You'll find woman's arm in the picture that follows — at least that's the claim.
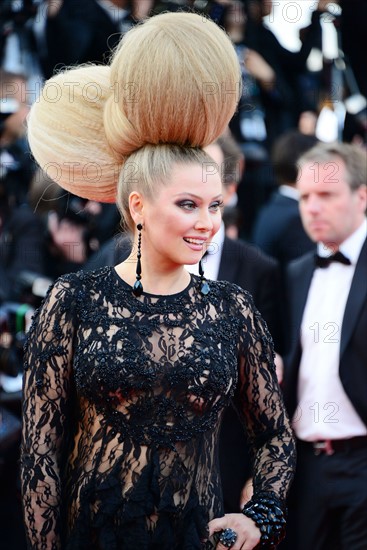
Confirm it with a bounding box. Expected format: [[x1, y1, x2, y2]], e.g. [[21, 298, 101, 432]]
[[21, 276, 77, 549], [209, 290, 296, 549], [235, 295, 296, 499]]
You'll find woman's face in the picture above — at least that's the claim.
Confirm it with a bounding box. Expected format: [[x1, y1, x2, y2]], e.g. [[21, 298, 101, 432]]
[[139, 162, 223, 268]]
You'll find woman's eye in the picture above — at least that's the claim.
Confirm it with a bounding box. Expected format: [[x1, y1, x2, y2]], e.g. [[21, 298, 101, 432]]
[[177, 200, 196, 210], [209, 201, 224, 212], [176, 200, 223, 212]]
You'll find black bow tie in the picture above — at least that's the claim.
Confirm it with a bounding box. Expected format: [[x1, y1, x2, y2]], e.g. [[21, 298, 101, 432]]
[[315, 251, 351, 268]]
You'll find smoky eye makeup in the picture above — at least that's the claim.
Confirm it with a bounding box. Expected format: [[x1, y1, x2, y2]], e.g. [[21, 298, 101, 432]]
[[210, 200, 224, 211], [176, 199, 197, 210], [175, 198, 224, 211]]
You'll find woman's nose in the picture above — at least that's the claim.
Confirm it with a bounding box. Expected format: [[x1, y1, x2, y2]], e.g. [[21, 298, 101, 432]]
[[194, 209, 214, 231]]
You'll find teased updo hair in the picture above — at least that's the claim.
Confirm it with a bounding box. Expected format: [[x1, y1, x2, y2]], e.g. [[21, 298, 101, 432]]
[[27, 11, 241, 203]]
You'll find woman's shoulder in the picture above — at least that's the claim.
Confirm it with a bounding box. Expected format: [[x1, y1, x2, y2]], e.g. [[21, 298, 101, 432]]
[[47, 266, 114, 300], [207, 278, 255, 308], [55, 265, 113, 286]]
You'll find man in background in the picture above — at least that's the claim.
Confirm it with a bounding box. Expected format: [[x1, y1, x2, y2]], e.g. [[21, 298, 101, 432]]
[[283, 141, 367, 549], [252, 130, 317, 269]]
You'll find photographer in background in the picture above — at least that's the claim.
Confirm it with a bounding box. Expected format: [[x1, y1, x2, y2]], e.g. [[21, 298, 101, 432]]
[[0, 70, 32, 204], [44, 194, 101, 279], [0, 69, 45, 305], [1, 0, 42, 95], [35, 0, 135, 79], [0, 163, 99, 550], [0, 71, 31, 550]]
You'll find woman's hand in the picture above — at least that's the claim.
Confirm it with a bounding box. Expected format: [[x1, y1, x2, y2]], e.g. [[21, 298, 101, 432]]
[[208, 513, 261, 549], [240, 478, 254, 508]]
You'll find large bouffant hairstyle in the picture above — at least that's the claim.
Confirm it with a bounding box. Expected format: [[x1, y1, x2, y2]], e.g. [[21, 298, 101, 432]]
[[27, 12, 241, 203]]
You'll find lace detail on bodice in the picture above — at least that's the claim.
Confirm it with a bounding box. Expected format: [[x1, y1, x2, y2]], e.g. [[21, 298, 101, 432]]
[[21, 267, 295, 549]]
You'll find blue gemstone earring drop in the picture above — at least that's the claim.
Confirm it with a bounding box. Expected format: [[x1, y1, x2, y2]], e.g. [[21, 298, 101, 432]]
[[199, 258, 210, 295], [133, 223, 143, 297]]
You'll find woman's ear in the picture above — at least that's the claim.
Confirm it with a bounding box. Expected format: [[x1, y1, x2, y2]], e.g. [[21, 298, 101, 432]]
[[129, 191, 144, 225]]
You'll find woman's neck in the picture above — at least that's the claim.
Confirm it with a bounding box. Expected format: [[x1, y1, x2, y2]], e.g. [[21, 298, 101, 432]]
[[115, 258, 191, 296]]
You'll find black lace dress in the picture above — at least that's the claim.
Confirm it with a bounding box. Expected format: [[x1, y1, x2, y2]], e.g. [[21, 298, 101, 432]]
[[21, 267, 295, 550]]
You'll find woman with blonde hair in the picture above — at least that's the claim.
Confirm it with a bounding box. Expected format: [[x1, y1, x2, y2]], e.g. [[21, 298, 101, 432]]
[[21, 11, 295, 550]]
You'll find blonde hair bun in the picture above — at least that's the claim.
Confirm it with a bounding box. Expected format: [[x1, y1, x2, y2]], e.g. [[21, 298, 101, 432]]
[[28, 12, 241, 202], [27, 65, 119, 202]]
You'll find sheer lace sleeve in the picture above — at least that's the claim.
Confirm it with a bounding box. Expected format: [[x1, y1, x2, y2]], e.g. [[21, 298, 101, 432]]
[[21, 275, 77, 550], [233, 290, 296, 500]]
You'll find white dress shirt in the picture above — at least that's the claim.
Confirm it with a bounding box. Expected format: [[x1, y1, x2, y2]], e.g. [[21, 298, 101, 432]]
[[278, 184, 300, 201], [293, 218, 367, 441]]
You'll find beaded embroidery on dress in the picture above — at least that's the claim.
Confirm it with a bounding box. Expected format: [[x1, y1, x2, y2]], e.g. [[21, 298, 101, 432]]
[[21, 266, 295, 549]]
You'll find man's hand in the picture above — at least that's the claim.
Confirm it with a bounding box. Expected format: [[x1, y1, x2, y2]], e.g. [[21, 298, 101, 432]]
[[46, 0, 63, 18], [244, 49, 276, 91], [317, 0, 339, 12], [48, 211, 87, 264]]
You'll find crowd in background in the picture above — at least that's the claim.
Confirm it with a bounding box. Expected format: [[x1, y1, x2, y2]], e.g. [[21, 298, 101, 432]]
[[0, 1, 366, 549]]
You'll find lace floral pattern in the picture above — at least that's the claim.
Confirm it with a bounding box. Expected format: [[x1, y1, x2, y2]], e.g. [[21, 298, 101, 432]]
[[21, 267, 295, 549]]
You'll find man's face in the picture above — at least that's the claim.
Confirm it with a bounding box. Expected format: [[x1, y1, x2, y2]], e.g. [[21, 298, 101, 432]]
[[3, 103, 29, 141], [297, 157, 367, 248], [1, 77, 29, 142]]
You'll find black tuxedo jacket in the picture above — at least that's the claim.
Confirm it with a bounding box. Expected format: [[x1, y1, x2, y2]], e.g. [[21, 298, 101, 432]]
[[216, 237, 284, 512], [283, 237, 367, 428], [218, 236, 283, 351]]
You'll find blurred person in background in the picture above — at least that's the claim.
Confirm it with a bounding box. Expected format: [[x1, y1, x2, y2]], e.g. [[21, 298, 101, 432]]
[[340, 0, 367, 99], [35, 0, 193, 79], [208, 0, 340, 238], [0, 63, 35, 550], [0, 0, 43, 91], [339, 0, 367, 144], [252, 130, 318, 271], [0, 69, 43, 303], [0, 70, 32, 205], [244, 0, 331, 138], [211, 0, 284, 238], [35, 0, 136, 78], [27, 168, 120, 281], [283, 141, 367, 549]]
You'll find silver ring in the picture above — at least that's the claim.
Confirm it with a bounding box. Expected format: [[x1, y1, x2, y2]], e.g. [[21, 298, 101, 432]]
[[219, 527, 238, 548]]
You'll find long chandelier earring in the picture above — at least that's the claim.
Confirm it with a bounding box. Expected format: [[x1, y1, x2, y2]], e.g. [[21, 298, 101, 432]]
[[133, 223, 143, 297], [199, 258, 210, 296]]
